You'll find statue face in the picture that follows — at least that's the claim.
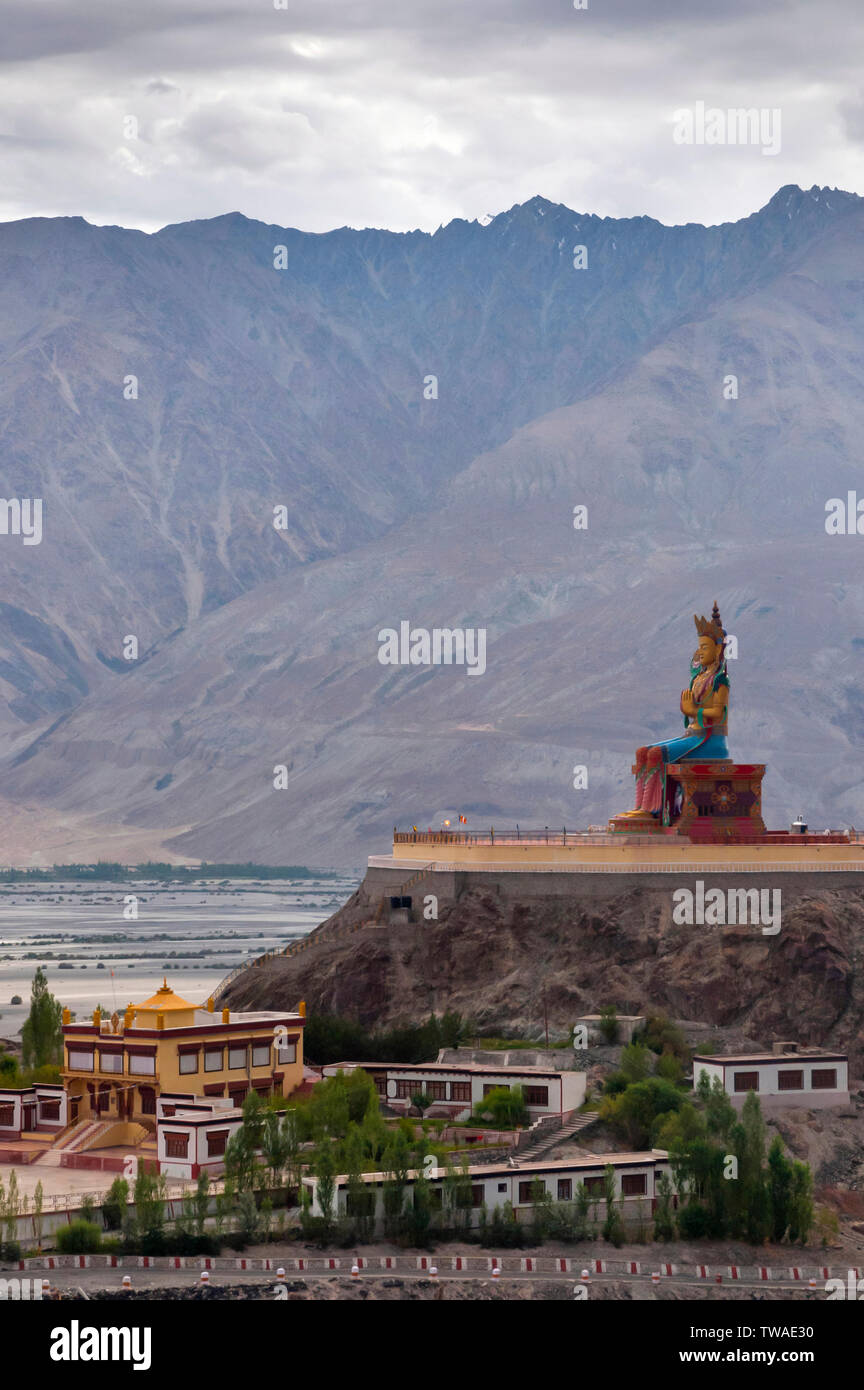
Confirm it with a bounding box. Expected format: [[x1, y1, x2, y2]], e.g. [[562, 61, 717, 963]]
[[697, 635, 718, 666]]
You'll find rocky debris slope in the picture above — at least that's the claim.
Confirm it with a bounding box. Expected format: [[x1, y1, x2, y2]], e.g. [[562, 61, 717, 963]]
[[222, 880, 864, 1067]]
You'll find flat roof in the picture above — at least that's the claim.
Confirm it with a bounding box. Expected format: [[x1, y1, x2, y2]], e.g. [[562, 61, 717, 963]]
[[696, 1052, 846, 1065], [309, 1150, 668, 1186], [327, 1061, 578, 1077]]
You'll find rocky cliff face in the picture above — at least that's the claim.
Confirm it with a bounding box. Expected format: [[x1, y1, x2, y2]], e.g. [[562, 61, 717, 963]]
[[221, 875, 864, 1068], [4, 185, 864, 863]]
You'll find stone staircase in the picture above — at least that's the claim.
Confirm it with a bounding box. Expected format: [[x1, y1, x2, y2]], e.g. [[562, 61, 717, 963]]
[[35, 1118, 114, 1165], [510, 1110, 599, 1167]]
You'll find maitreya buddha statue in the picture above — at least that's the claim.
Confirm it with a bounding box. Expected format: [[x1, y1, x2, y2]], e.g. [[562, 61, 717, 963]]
[[620, 602, 730, 821]]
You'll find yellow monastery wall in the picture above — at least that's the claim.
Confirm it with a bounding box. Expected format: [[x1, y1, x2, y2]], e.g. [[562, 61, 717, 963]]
[[390, 838, 864, 869]]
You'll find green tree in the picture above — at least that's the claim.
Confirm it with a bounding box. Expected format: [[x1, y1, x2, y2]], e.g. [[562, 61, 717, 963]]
[[192, 1170, 210, 1237], [767, 1135, 794, 1243], [619, 1042, 653, 1084], [653, 1171, 676, 1241], [21, 967, 63, 1069], [33, 1179, 44, 1249], [601, 1165, 625, 1246], [344, 1126, 376, 1241], [408, 1151, 433, 1248], [224, 1127, 258, 1193], [442, 1156, 473, 1236], [701, 1075, 738, 1141], [439, 1010, 464, 1048], [131, 1170, 167, 1252], [655, 1052, 684, 1085], [261, 1108, 294, 1188], [788, 1162, 814, 1245], [381, 1131, 410, 1239], [732, 1091, 771, 1244], [102, 1177, 129, 1231], [472, 1085, 529, 1128], [598, 1006, 620, 1043], [314, 1142, 337, 1230], [602, 1078, 682, 1148]]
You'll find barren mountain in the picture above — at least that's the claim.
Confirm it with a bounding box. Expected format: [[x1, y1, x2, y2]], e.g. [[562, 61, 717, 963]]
[[2, 185, 864, 864]]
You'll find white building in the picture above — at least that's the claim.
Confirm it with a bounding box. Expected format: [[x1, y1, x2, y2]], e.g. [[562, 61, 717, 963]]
[[0, 1083, 67, 1141], [304, 1149, 671, 1228], [156, 1094, 245, 1180], [694, 1045, 849, 1110], [321, 1061, 585, 1120]]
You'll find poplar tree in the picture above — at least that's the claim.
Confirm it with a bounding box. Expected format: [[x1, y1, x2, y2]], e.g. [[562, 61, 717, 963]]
[[21, 967, 63, 1069]]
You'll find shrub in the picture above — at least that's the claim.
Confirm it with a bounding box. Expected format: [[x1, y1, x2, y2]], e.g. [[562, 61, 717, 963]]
[[102, 1177, 129, 1231], [56, 1221, 102, 1254], [678, 1202, 711, 1240], [471, 1086, 529, 1129], [0, 1240, 21, 1262], [635, 1014, 690, 1064], [598, 1007, 620, 1044]]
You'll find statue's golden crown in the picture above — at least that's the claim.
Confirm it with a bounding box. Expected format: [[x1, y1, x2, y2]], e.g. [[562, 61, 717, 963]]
[[694, 602, 725, 646]]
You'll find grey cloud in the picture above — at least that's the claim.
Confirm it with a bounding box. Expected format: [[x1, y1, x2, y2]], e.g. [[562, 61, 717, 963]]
[[0, 0, 862, 233]]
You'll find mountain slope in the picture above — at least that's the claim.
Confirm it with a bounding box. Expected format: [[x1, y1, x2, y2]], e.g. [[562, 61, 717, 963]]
[[2, 185, 864, 863]]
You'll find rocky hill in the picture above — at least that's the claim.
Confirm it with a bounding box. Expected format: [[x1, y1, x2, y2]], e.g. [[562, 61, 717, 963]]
[[220, 872, 864, 1068]]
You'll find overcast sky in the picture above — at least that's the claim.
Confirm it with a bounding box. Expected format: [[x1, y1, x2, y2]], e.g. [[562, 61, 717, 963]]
[[2, 0, 863, 234]]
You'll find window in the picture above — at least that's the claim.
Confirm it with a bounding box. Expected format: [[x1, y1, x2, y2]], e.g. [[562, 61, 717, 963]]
[[208, 1129, 229, 1157], [518, 1180, 544, 1204], [165, 1133, 188, 1158], [129, 1054, 155, 1076], [584, 1176, 605, 1196], [0, 1104, 14, 1127], [251, 1044, 270, 1068], [470, 1185, 485, 1208], [733, 1071, 759, 1093], [524, 1086, 549, 1107], [68, 1049, 94, 1071], [483, 1083, 508, 1097], [139, 1087, 156, 1116], [621, 1174, 647, 1197], [228, 1046, 247, 1070], [346, 1189, 377, 1217], [204, 1048, 223, 1073], [39, 1100, 61, 1121], [426, 1081, 446, 1101], [557, 1179, 572, 1201], [778, 1070, 804, 1092], [179, 1053, 199, 1075], [395, 1080, 414, 1100], [374, 1075, 387, 1096], [451, 1082, 471, 1103], [428, 1187, 443, 1211], [98, 1053, 123, 1073], [497, 1182, 507, 1193], [276, 1041, 296, 1064], [811, 1068, 837, 1090]]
